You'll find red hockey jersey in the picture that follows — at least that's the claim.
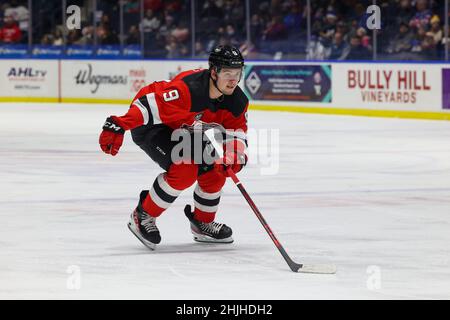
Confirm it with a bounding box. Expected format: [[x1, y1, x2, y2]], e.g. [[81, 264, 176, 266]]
[[116, 69, 249, 144]]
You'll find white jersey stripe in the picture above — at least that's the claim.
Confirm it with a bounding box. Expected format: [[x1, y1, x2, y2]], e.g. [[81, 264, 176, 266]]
[[133, 99, 150, 125], [146, 92, 162, 125]]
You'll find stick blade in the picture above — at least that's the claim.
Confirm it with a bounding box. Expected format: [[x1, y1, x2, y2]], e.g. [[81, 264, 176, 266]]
[[295, 263, 337, 274]]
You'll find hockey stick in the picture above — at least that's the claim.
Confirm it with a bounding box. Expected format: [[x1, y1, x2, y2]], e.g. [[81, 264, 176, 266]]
[[205, 129, 336, 274]]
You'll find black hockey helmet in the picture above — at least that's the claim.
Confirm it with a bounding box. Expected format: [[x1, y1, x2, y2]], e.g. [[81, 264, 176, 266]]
[[208, 45, 244, 71]]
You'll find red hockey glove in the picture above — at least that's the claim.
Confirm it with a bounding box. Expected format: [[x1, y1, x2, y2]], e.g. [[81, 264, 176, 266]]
[[219, 139, 247, 176], [99, 116, 125, 156]]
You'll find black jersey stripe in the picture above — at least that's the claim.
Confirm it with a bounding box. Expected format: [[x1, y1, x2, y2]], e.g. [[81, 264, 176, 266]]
[[138, 96, 154, 125]]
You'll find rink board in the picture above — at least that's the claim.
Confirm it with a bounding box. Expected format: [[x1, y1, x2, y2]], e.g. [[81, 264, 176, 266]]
[[0, 59, 449, 119]]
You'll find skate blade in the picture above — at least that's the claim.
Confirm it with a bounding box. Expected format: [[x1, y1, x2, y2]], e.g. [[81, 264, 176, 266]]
[[127, 222, 156, 250], [192, 232, 234, 244]]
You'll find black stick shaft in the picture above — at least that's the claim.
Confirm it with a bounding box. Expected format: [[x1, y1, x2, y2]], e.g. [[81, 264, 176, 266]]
[[227, 168, 299, 270]]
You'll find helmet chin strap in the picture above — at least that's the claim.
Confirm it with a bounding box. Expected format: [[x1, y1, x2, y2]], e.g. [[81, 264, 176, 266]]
[[210, 69, 226, 101]]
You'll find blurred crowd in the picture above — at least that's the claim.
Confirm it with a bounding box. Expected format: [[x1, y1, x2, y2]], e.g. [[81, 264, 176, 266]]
[[0, 0, 449, 60], [307, 0, 449, 60]]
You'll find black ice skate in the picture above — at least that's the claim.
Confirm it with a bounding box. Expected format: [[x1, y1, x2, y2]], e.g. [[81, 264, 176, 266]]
[[128, 190, 161, 250], [184, 205, 233, 243]]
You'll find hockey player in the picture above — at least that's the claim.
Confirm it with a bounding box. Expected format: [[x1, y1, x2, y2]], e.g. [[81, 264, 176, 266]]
[[99, 45, 248, 249]]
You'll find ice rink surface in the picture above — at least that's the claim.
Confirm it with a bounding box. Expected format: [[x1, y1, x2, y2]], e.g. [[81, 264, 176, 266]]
[[1, 103, 450, 299]]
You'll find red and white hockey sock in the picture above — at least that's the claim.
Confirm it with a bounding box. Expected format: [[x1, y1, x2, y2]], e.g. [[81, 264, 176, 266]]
[[142, 173, 183, 217], [193, 185, 222, 223]]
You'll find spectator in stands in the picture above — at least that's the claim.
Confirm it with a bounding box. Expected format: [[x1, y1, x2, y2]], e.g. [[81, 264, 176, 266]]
[[145, 32, 167, 58], [223, 24, 242, 48], [411, 25, 427, 53], [165, 35, 182, 58], [250, 13, 264, 44], [409, 0, 432, 30], [97, 13, 119, 45], [335, 20, 349, 42], [72, 26, 93, 46], [420, 32, 438, 59], [262, 15, 287, 41], [141, 9, 161, 34], [394, 0, 415, 28], [100, 13, 112, 30], [4, 0, 28, 43], [385, 21, 414, 54], [194, 40, 208, 58], [426, 15, 443, 47], [158, 14, 176, 39], [346, 18, 359, 40], [328, 31, 350, 60], [283, 2, 303, 33], [40, 33, 53, 45], [319, 11, 338, 43], [66, 29, 81, 45], [255, 1, 272, 28], [0, 14, 22, 44], [311, 5, 325, 34], [179, 44, 189, 57], [171, 21, 190, 43], [223, 0, 245, 31], [97, 2, 120, 33], [52, 29, 63, 46], [163, 0, 183, 22], [346, 35, 371, 60], [97, 25, 119, 45], [415, 14, 442, 60], [356, 27, 371, 49], [126, 25, 140, 45]]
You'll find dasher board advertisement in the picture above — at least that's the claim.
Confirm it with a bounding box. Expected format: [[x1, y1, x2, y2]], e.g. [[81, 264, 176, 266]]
[[333, 63, 442, 111], [60, 60, 208, 101], [244, 64, 332, 103], [0, 59, 58, 99]]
